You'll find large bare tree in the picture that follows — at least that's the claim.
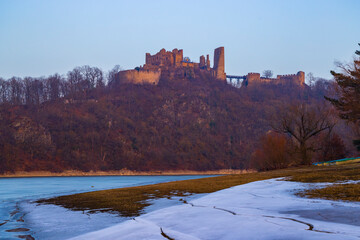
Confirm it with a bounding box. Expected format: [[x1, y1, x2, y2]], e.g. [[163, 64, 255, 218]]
[[273, 103, 335, 165]]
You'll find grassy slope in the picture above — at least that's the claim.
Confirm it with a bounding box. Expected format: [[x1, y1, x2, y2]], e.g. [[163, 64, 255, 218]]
[[38, 163, 360, 217]]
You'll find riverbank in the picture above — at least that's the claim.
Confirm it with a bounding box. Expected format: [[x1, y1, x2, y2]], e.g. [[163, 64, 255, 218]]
[[39, 163, 360, 218], [0, 169, 250, 178], [0, 175, 215, 240], [69, 179, 360, 240]]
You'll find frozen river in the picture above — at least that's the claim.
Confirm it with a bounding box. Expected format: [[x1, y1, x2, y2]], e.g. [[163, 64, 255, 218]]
[[0, 175, 215, 239], [71, 178, 360, 240]]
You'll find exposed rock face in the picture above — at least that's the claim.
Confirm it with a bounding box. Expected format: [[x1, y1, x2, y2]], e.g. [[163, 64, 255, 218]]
[[10, 117, 52, 146]]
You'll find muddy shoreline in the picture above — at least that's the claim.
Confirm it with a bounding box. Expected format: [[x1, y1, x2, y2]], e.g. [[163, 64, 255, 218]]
[[0, 169, 251, 178]]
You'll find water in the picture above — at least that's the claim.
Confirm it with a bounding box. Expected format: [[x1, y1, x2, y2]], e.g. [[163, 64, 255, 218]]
[[0, 175, 215, 239]]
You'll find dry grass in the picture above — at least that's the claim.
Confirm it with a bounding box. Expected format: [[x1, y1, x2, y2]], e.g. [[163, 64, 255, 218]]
[[37, 163, 360, 217], [299, 183, 360, 202], [290, 163, 360, 183]]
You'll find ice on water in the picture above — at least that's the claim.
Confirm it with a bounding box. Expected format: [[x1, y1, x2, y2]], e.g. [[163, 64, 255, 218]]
[[0, 175, 213, 239], [70, 178, 360, 240]]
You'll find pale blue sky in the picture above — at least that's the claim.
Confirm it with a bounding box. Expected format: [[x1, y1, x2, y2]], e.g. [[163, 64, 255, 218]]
[[0, 0, 359, 80]]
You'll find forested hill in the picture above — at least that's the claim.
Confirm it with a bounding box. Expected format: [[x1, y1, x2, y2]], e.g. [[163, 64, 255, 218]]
[[0, 70, 326, 173]]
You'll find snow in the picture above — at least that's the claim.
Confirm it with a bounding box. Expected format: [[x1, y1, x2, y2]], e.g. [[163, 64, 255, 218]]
[[0, 175, 213, 239], [20, 202, 124, 240], [68, 178, 360, 240]]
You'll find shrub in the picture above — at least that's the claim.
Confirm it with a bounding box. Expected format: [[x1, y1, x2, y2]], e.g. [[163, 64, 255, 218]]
[[250, 132, 291, 171]]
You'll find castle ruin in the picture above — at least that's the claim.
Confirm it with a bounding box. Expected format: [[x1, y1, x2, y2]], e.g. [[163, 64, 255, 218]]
[[244, 71, 305, 86], [116, 47, 226, 85], [115, 47, 305, 87]]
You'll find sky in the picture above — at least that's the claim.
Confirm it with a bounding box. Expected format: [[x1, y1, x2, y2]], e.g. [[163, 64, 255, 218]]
[[0, 0, 359, 81]]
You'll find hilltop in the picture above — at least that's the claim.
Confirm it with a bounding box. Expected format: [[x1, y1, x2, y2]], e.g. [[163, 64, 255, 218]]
[[0, 68, 328, 174], [1, 47, 350, 174]]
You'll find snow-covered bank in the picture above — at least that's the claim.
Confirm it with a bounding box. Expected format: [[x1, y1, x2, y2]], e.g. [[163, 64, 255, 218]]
[[1, 175, 215, 240], [69, 178, 360, 240]]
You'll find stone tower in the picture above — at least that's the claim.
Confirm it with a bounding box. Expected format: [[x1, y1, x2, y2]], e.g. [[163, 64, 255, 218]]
[[206, 54, 210, 70], [199, 55, 205, 68], [213, 47, 226, 80], [297, 71, 305, 85]]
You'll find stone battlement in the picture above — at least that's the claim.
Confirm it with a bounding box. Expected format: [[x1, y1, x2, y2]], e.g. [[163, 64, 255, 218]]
[[278, 74, 297, 77], [245, 71, 305, 86]]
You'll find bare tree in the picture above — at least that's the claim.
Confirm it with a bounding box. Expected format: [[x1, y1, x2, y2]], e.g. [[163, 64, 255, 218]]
[[9, 77, 24, 105], [23, 77, 34, 105], [0, 77, 9, 103], [81, 66, 104, 89], [46, 74, 62, 101], [93, 67, 104, 88], [262, 70, 273, 78], [273, 103, 336, 165], [67, 67, 84, 99], [32, 78, 44, 104], [306, 72, 315, 87], [107, 65, 122, 86]]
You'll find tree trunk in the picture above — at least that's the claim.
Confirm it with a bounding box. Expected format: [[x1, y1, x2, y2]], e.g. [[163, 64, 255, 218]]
[[300, 142, 310, 165]]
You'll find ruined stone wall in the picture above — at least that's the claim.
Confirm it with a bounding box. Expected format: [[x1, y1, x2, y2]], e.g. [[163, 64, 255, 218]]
[[181, 62, 198, 68], [258, 78, 274, 83], [116, 69, 161, 85], [172, 49, 183, 67], [246, 73, 261, 82], [213, 47, 226, 80], [116, 47, 227, 85], [277, 71, 305, 85], [246, 71, 305, 86], [145, 48, 183, 67], [146, 49, 174, 66], [117, 46, 305, 88]]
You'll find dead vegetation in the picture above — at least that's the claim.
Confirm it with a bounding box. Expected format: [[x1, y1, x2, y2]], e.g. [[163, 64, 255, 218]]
[[299, 183, 360, 202]]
